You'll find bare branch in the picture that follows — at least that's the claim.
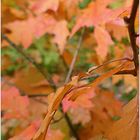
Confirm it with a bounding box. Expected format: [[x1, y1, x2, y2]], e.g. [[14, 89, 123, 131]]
[[2, 34, 56, 89], [65, 28, 85, 83], [124, 0, 139, 73], [59, 28, 85, 140]]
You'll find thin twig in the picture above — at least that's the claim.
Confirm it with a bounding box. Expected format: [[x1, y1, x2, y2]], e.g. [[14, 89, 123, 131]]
[[65, 28, 85, 84], [2, 33, 81, 140], [124, 0, 139, 73], [2, 34, 56, 89], [60, 28, 85, 140], [28, 94, 51, 97]]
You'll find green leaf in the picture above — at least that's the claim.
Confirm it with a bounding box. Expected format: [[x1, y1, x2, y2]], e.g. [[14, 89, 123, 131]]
[[78, 0, 92, 9], [121, 89, 137, 102], [112, 116, 121, 121]]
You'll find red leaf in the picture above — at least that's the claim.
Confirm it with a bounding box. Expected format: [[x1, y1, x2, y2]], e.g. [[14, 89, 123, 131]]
[[2, 87, 29, 119], [62, 87, 95, 112]]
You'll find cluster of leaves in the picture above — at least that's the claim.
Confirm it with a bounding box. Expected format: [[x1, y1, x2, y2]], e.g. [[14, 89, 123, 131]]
[[2, 0, 138, 140]]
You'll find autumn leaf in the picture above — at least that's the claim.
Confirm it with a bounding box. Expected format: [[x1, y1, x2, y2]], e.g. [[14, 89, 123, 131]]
[[70, 107, 92, 125], [2, 87, 29, 119], [94, 26, 114, 59], [62, 87, 95, 112], [9, 121, 40, 140], [45, 129, 64, 140], [79, 89, 122, 140], [4, 14, 56, 48], [32, 60, 132, 140], [106, 95, 138, 140], [106, 20, 128, 41], [4, 14, 69, 53], [1, 0, 138, 140], [49, 20, 70, 54], [14, 66, 53, 95], [9, 121, 64, 140], [30, 0, 59, 15], [70, 0, 128, 36]]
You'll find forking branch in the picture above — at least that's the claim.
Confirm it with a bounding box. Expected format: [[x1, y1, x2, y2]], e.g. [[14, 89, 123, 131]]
[[124, 0, 139, 74]]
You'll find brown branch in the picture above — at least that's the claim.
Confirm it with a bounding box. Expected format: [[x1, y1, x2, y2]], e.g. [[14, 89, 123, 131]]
[[115, 69, 137, 76], [65, 28, 85, 84], [59, 28, 85, 140], [124, 0, 139, 73], [2, 34, 56, 89], [2, 34, 81, 140]]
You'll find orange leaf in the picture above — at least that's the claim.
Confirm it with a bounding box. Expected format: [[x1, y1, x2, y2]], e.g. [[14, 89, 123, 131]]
[[9, 121, 40, 140], [50, 20, 69, 54], [30, 0, 59, 15], [62, 87, 95, 112], [94, 26, 113, 59], [4, 14, 56, 48], [2, 87, 29, 119], [79, 89, 122, 140], [4, 14, 69, 53], [32, 60, 133, 140], [106, 95, 138, 140]]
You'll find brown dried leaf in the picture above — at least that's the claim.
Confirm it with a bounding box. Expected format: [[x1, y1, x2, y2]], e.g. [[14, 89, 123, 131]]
[[32, 60, 133, 140]]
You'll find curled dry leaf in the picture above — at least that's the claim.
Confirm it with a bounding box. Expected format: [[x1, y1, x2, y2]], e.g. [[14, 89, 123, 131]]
[[32, 76, 79, 140], [32, 60, 133, 140]]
